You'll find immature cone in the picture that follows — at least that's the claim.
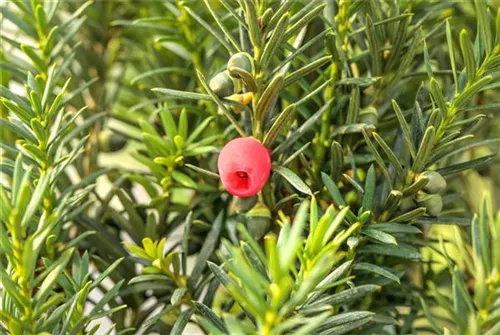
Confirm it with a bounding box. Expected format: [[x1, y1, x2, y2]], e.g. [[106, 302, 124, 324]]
[[400, 197, 416, 211], [209, 70, 235, 97], [217, 137, 271, 197], [418, 171, 447, 194], [416, 191, 443, 217], [227, 52, 253, 78]]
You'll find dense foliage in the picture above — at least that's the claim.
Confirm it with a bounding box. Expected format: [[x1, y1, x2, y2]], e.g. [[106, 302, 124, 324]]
[[1, 0, 499, 334]]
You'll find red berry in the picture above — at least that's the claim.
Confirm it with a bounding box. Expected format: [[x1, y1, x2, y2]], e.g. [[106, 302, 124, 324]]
[[217, 137, 271, 197]]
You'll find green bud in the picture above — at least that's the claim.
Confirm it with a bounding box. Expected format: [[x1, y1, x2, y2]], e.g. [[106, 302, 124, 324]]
[[233, 195, 258, 213], [356, 168, 366, 182], [174, 135, 185, 150], [227, 52, 253, 79], [418, 171, 446, 194], [209, 70, 235, 97], [246, 204, 271, 240], [345, 190, 358, 206], [99, 131, 127, 152], [415, 191, 443, 217]]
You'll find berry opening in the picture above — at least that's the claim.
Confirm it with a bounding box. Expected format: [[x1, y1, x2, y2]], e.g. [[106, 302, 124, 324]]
[[227, 170, 250, 192], [236, 171, 248, 178], [217, 137, 271, 197]]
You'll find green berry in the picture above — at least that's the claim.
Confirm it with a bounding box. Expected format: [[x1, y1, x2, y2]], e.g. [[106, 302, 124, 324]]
[[416, 191, 443, 217], [209, 70, 235, 97], [227, 52, 253, 79], [418, 171, 447, 194]]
